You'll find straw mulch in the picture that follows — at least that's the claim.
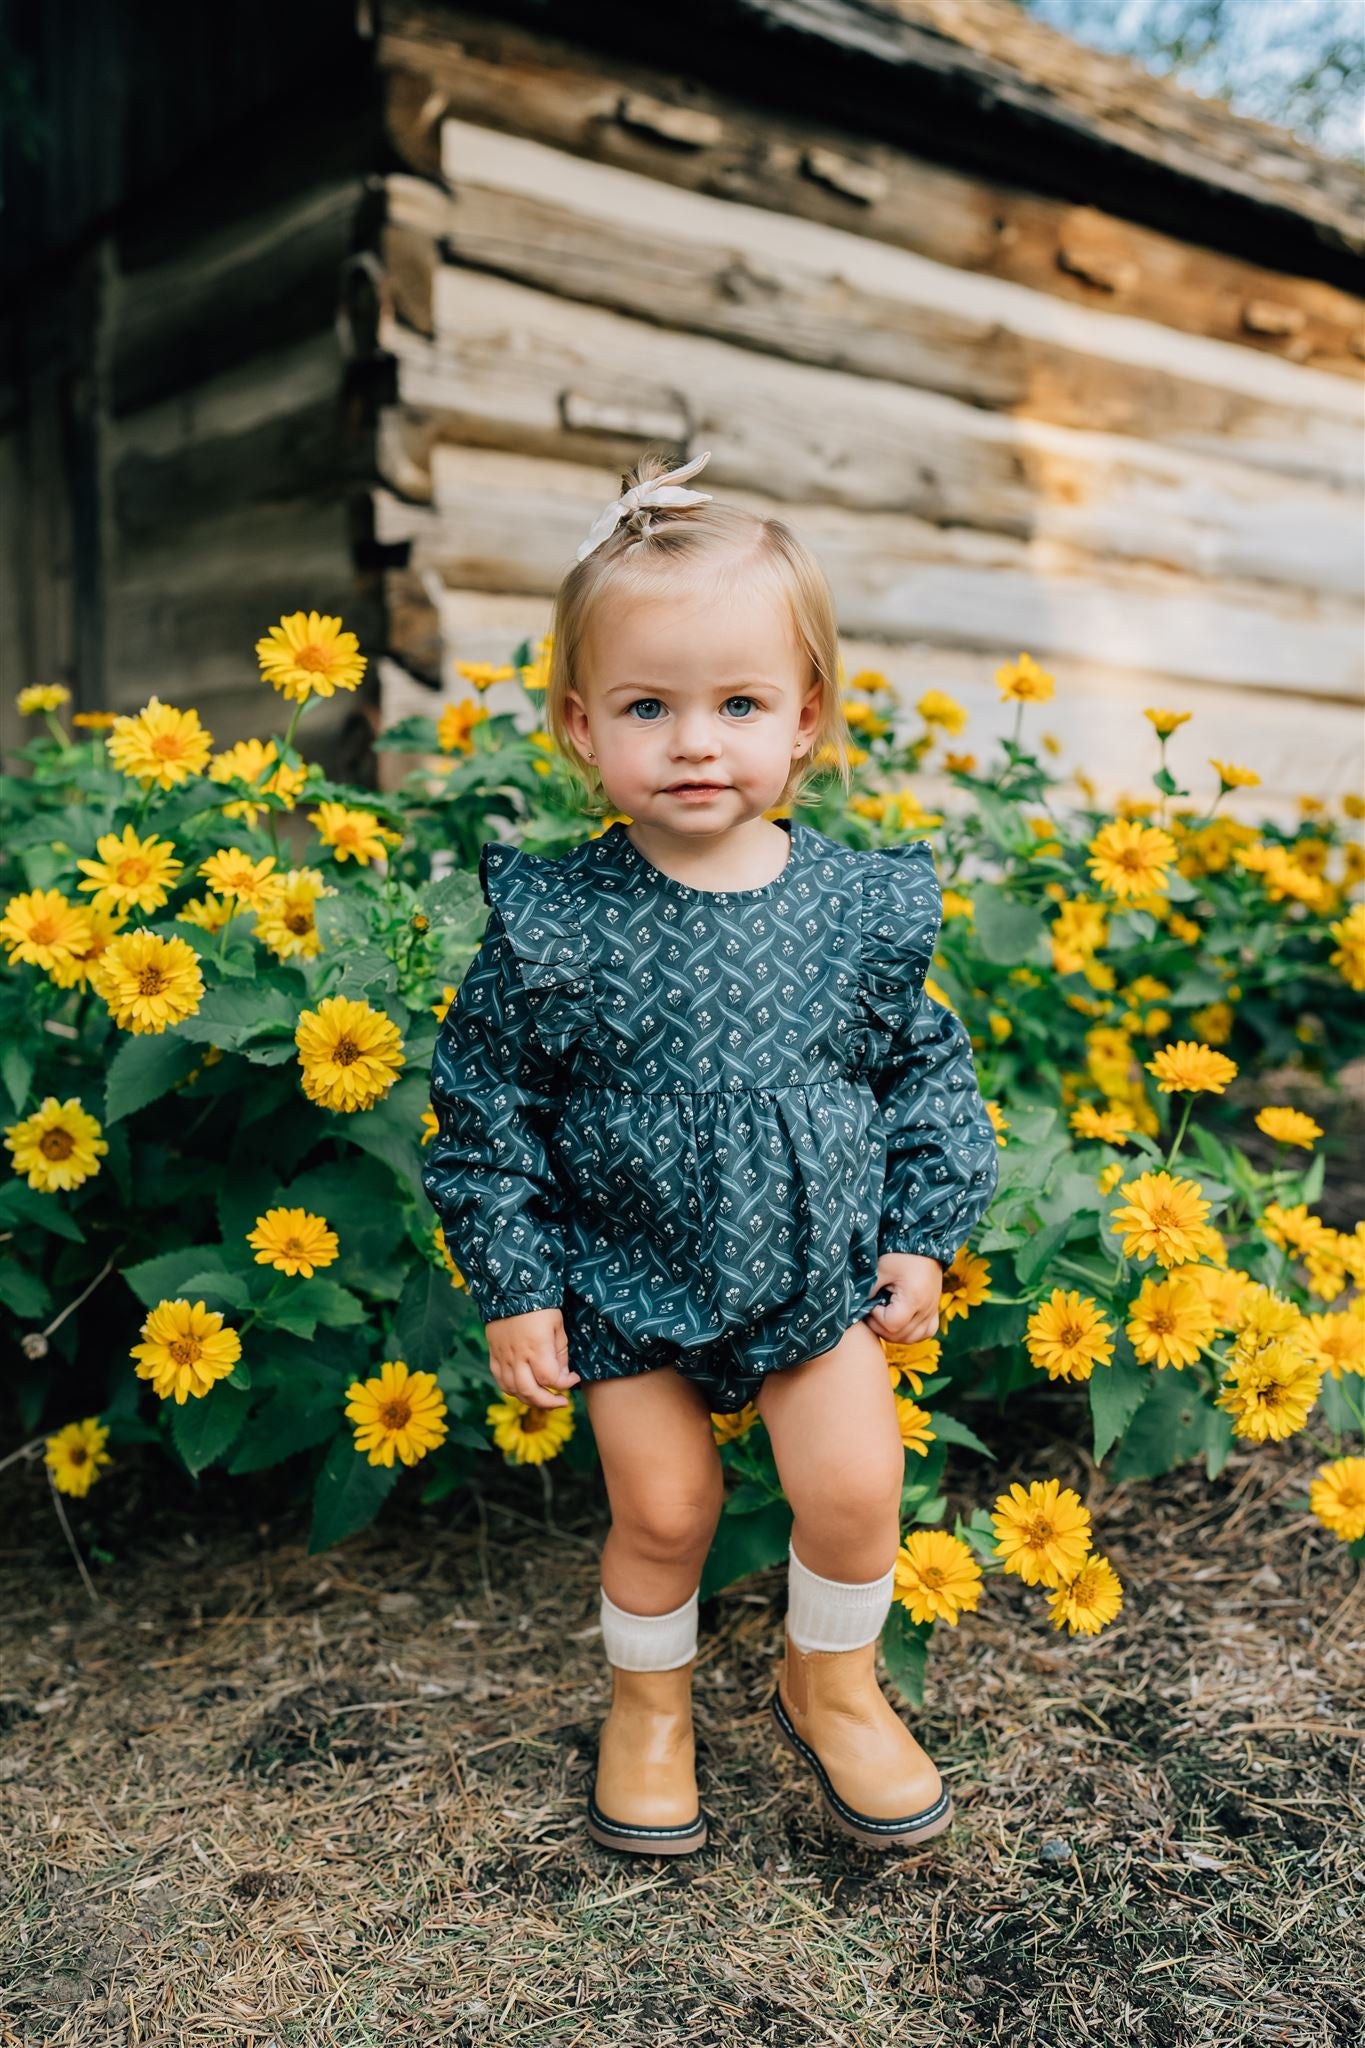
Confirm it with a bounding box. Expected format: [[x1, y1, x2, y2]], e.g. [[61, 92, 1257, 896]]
[[1, 1394, 1360, 2048]]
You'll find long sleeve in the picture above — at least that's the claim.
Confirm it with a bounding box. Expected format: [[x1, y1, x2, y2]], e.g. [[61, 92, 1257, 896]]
[[422, 907, 569, 1322], [869, 987, 1000, 1267]]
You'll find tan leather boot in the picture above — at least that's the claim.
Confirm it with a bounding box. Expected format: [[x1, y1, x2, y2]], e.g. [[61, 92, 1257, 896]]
[[770, 1628, 953, 1848], [586, 1656, 707, 1855]]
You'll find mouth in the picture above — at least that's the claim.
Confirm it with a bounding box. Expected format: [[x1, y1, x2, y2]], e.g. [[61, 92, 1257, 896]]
[[664, 782, 729, 793]]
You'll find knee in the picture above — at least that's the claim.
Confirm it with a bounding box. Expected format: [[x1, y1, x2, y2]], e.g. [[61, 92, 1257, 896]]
[[616, 1472, 724, 1562], [793, 1443, 905, 1535]]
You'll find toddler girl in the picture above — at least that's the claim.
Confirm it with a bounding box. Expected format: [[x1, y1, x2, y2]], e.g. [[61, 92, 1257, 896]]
[[423, 449, 998, 1856]]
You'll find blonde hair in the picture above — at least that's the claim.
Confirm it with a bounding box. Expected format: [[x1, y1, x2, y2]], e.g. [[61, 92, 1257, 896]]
[[543, 447, 853, 818]]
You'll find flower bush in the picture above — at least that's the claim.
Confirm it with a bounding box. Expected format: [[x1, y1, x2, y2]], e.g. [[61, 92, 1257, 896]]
[[4, 643, 1362, 1705]]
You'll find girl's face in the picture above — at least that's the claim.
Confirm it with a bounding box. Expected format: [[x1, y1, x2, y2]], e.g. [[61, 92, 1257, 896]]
[[566, 578, 820, 833]]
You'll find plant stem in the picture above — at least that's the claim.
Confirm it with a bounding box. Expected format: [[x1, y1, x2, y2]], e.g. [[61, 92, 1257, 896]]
[[1165, 1096, 1194, 1169]]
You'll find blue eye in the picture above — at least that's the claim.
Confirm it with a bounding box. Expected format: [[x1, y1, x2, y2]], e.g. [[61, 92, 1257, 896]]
[[625, 697, 759, 720]]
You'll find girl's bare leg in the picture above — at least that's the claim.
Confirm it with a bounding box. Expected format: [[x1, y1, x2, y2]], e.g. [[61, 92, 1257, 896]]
[[582, 1367, 725, 1612], [755, 1320, 905, 1579]]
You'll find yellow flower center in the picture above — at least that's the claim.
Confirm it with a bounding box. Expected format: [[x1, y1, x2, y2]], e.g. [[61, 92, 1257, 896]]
[[379, 1399, 412, 1429], [1026, 1517, 1055, 1547], [41, 1128, 76, 1160], [1059, 1323, 1085, 1349], [170, 1338, 202, 1365], [333, 1037, 360, 1067], [296, 643, 332, 673], [30, 916, 60, 944], [285, 911, 314, 935], [919, 1563, 945, 1590], [70, 1446, 88, 1466], [118, 859, 151, 884], [136, 965, 169, 994]]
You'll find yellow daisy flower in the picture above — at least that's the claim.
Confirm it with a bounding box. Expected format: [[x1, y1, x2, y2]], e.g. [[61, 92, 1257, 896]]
[[985, 1101, 1009, 1147], [432, 1220, 466, 1288], [941, 888, 974, 921], [75, 825, 184, 917], [44, 1418, 113, 1497], [72, 710, 118, 731], [939, 1246, 991, 1324], [295, 995, 405, 1112], [246, 1206, 340, 1277], [176, 892, 236, 934], [1258, 1203, 1331, 1258], [1189, 1000, 1234, 1045], [996, 652, 1055, 704], [1086, 819, 1177, 900], [883, 1335, 941, 1397], [893, 1529, 983, 1627], [453, 660, 517, 691], [1025, 1290, 1115, 1381], [309, 800, 397, 866], [89, 928, 205, 1035], [255, 611, 367, 704], [432, 984, 458, 1023], [253, 868, 332, 961], [711, 1403, 761, 1444], [344, 1358, 448, 1467], [18, 682, 72, 715], [486, 1390, 575, 1465], [894, 1396, 937, 1457], [1309, 1458, 1365, 1544], [1097, 1162, 1124, 1195], [208, 737, 289, 826], [1327, 904, 1365, 992], [1215, 1343, 1322, 1443], [1170, 1262, 1252, 1331], [943, 751, 977, 775], [1145, 1040, 1238, 1096], [1126, 1273, 1215, 1370], [0, 888, 93, 973], [1070, 1102, 1133, 1145], [4, 1097, 109, 1193], [197, 848, 279, 909], [1047, 1554, 1124, 1636], [1110, 1170, 1212, 1269], [990, 1479, 1092, 1589], [1210, 759, 1260, 790], [1254, 1106, 1323, 1149], [106, 697, 213, 789], [916, 689, 969, 735], [131, 1298, 242, 1404], [1301, 1311, 1365, 1381], [1143, 709, 1191, 737], [437, 699, 490, 754]]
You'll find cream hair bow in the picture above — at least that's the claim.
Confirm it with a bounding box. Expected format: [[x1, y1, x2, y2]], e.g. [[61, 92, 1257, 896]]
[[574, 449, 714, 562]]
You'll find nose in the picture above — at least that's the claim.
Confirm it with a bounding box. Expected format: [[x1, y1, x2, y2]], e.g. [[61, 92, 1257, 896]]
[[670, 713, 722, 760]]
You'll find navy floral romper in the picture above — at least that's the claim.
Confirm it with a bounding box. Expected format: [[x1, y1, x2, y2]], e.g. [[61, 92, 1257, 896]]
[[422, 818, 999, 1414]]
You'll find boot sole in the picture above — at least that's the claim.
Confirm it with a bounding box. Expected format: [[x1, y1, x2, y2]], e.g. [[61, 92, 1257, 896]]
[[586, 1784, 708, 1856], [769, 1687, 954, 1848]]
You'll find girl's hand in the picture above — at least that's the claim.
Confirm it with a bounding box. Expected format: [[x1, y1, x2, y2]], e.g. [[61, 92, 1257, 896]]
[[863, 1253, 942, 1346], [485, 1306, 581, 1410]]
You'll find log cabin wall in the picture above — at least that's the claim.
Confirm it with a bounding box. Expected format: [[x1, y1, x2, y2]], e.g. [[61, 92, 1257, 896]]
[[365, 1, 1365, 814]]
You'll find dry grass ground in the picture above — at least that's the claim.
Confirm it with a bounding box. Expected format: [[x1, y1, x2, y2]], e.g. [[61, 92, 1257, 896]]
[[1, 1397, 1361, 2048]]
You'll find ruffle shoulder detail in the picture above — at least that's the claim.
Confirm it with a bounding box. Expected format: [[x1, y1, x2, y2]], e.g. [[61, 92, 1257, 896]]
[[478, 840, 595, 1062], [855, 839, 943, 1062]]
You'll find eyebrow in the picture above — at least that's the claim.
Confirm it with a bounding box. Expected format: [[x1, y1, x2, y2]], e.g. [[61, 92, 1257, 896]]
[[602, 678, 787, 698]]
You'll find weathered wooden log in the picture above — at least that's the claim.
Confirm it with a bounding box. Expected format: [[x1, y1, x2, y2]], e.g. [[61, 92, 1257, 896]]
[[368, 270, 1363, 605], [378, 573, 1365, 809], [376, 6, 1365, 370], [370, 450, 1361, 696], [371, 128, 1365, 486]]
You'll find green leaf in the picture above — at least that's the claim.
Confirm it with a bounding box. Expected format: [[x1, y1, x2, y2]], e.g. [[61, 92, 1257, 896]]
[[1089, 1338, 1151, 1463], [927, 1412, 995, 1460], [0, 1178, 87, 1242], [880, 1603, 931, 1709], [226, 1394, 340, 1473], [973, 884, 1049, 965], [1015, 1216, 1074, 1287], [2, 1044, 34, 1115], [168, 1382, 251, 1475], [700, 1498, 792, 1600], [308, 1432, 400, 1553], [0, 1259, 52, 1318], [330, 1070, 429, 1200], [177, 1270, 253, 1312], [1110, 1370, 1227, 1482], [104, 1034, 201, 1124], [172, 985, 299, 1051], [121, 1245, 234, 1308], [258, 1278, 365, 1336], [390, 1260, 464, 1375]]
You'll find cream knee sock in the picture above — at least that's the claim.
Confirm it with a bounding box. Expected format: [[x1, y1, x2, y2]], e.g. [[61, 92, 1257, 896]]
[[786, 1538, 895, 1652], [599, 1584, 700, 1671]]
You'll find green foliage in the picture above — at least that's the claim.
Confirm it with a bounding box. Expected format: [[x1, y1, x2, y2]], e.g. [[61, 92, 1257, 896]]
[[4, 648, 1361, 1682]]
